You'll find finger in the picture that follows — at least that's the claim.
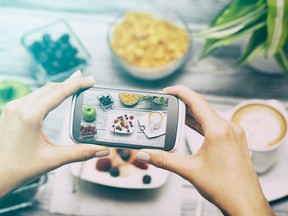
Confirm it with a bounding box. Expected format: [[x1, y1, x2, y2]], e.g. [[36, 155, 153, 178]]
[[42, 144, 110, 169], [163, 85, 220, 131], [36, 74, 95, 116], [136, 149, 195, 177], [26, 71, 83, 100]]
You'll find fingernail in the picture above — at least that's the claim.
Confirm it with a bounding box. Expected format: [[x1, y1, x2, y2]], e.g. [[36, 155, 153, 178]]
[[136, 151, 150, 163], [162, 87, 169, 93], [95, 150, 110, 158], [70, 70, 82, 78], [85, 75, 95, 83]]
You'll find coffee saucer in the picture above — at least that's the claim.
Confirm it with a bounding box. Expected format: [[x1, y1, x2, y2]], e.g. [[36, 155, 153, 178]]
[[138, 114, 167, 139], [185, 114, 288, 202]]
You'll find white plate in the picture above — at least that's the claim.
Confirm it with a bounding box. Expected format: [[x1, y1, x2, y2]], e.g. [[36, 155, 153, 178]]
[[185, 110, 288, 202], [109, 113, 136, 134], [70, 155, 169, 189]]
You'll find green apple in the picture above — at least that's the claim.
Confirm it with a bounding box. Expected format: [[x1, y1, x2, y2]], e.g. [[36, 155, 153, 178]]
[[0, 80, 31, 113], [82, 106, 96, 122]]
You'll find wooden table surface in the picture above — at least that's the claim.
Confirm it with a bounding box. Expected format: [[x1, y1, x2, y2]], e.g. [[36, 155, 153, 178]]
[[1, 0, 288, 215]]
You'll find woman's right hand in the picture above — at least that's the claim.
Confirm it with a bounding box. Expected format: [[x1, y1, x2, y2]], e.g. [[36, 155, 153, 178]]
[[136, 85, 274, 216]]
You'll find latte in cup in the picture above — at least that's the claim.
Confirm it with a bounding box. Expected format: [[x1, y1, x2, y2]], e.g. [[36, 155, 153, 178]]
[[231, 104, 287, 150], [148, 111, 163, 130]]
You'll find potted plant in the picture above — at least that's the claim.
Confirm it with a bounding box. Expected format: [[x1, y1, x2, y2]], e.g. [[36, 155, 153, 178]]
[[195, 0, 288, 74]]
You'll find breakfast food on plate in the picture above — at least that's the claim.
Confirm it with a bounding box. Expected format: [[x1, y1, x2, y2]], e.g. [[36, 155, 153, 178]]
[[143, 175, 152, 184], [95, 149, 151, 183], [0, 80, 31, 113], [133, 160, 148, 170], [119, 93, 140, 106], [80, 124, 97, 138], [112, 114, 135, 133], [96, 158, 112, 171], [109, 167, 120, 177], [82, 106, 97, 122], [29, 33, 86, 75], [117, 149, 132, 161], [111, 12, 190, 68]]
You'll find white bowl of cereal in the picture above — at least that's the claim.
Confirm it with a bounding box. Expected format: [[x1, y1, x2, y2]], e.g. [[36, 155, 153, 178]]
[[119, 92, 140, 106], [108, 9, 191, 80]]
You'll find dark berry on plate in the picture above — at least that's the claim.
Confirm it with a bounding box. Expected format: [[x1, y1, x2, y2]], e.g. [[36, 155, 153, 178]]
[[133, 160, 148, 170], [96, 158, 111, 172], [129, 116, 134, 120], [127, 130, 130, 133], [109, 167, 120, 177], [117, 149, 131, 161], [130, 124, 133, 127], [124, 125, 129, 129], [143, 175, 152, 184], [114, 119, 118, 124]]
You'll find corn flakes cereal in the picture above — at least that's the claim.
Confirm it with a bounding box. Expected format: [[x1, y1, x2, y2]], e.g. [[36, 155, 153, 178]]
[[111, 12, 190, 68]]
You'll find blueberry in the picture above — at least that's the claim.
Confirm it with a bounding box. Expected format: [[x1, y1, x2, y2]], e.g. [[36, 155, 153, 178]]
[[117, 149, 131, 161], [55, 50, 63, 59], [42, 34, 52, 44], [109, 167, 120, 177], [59, 34, 70, 43], [29, 41, 44, 53], [38, 52, 49, 63], [143, 175, 152, 184]]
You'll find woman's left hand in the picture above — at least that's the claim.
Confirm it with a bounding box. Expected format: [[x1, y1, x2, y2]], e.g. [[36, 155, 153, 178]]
[[0, 72, 110, 197]]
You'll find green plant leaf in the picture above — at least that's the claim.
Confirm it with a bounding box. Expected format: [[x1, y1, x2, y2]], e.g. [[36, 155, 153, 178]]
[[158, 97, 167, 106], [275, 39, 288, 73], [139, 96, 154, 103], [195, 5, 266, 38], [236, 26, 267, 65], [266, 0, 288, 57], [199, 22, 266, 59], [212, 0, 259, 26]]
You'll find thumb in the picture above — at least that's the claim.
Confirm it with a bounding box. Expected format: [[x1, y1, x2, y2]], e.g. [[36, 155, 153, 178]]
[[43, 144, 110, 168], [136, 149, 193, 176]]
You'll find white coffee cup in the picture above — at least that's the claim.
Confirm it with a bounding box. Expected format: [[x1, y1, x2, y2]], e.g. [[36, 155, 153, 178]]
[[148, 111, 163, 130], [229, 99, 288, 174]]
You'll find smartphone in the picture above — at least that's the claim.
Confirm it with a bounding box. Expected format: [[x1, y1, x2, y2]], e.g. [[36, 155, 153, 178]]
[[70, 87, 185, 151]]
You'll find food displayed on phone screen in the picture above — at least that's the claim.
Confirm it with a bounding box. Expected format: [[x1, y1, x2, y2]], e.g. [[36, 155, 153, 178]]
[[110, 114, 135, 134], [79, 88, 169, 148]]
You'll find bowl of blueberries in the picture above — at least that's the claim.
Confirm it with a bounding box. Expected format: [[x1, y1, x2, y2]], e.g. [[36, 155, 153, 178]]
[[21, 20, 91, 84], [97, 92, 114, 111]]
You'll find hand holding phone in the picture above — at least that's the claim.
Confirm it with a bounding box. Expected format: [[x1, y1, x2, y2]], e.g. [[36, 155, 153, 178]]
[[70, 87, 185, 151]]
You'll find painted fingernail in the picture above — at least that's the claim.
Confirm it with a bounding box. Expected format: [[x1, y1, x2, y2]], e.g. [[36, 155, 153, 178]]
[[136, 151, 150, 163], [95, 150, 110, 158], [70, 70, 82, 78]]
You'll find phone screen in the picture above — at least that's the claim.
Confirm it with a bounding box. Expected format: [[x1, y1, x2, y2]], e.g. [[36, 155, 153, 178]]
[[72, 87, 179, 150]]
